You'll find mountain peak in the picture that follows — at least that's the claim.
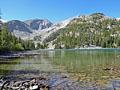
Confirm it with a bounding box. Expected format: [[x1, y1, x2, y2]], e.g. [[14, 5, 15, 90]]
[[24, 19, 53, 30], [90, 13, 105, 16], [7, 20, 32, 33]]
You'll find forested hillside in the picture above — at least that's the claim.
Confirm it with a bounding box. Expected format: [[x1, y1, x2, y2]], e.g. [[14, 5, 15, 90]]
[[52, 13, 120, 49], [0, 25, 35, 51]]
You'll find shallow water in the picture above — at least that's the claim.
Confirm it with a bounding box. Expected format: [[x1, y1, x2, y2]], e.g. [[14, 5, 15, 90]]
[[0, 49, 120, 85]]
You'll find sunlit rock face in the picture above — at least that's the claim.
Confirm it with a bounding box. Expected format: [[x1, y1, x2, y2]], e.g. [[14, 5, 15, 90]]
[[5, 19, 53, 40], [24, 19, 53, 30], [7, 20, 32, 33]]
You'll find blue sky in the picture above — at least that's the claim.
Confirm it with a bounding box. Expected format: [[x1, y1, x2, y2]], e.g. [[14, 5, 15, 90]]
[[0, 0, 120, 22]]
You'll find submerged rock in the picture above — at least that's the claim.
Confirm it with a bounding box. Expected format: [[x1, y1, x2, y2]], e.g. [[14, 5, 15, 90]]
[[0, 73, 118, 90], [29, 85, 38, 90]]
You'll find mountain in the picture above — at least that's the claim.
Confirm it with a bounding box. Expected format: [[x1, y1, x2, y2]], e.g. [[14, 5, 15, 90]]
[[4, 19, 53, 39], [7, 20, 32, 33], [1, 13, 120, 49], [24, 19, 53, 30], [6, 20, 32, 40], [51, 13, 120, 49], [33, 17, 74, 42]]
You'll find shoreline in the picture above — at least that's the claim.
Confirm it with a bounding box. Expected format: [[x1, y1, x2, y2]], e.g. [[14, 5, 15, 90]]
[[0, 72, 120, 90], [0, 51, 40, 59], [0, 48, 120, 59], [0, 72, 118, 90], [37, 48, 120, 51]]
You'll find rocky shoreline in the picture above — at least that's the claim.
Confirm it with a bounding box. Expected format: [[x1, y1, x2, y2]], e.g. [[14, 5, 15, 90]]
[[0, 65, 120, 89], [0, 51, 40, 59], [0, 73, 120, 90], [0, 74, 97, 90]]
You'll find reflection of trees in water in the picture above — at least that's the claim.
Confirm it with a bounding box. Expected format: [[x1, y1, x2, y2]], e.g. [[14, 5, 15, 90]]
[[50, 50, 120, 81]]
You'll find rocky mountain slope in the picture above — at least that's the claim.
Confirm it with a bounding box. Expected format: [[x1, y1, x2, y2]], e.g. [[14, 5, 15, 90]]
[[25, 19, 53, 30], [51, 13, 120, 49], [7, 20, 32, 33], [33, 17, 74, 42], [3, 19, 53, 39]]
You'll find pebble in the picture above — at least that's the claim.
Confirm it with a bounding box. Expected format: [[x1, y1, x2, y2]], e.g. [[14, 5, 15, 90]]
[[29, 85, 38, 90], [0, 73, 118, 90]]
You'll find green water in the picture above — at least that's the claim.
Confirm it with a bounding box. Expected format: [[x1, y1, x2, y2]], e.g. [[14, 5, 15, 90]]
[[0, 49, 120, 84]]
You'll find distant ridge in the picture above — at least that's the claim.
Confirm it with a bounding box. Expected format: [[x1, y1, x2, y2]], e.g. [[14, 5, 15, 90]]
[[1, 13, 120, 49]]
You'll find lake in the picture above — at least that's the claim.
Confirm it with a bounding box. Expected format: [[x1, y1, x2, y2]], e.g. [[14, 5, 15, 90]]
[[0, 49, 120, 86]]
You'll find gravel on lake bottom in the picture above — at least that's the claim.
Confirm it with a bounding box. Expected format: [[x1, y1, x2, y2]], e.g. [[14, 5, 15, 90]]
[[0, 73, 120, 90]]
